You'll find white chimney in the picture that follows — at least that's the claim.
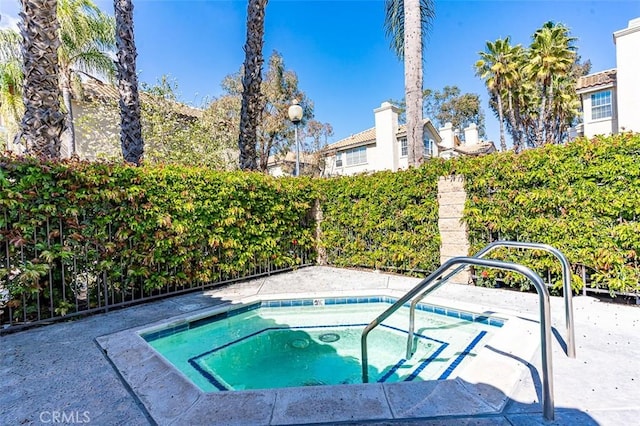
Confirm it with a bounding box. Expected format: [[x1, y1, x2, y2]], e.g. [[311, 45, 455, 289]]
[[439, 122, 454, 149], [463, 123, 479, 146], [374, 102, 400, 171]]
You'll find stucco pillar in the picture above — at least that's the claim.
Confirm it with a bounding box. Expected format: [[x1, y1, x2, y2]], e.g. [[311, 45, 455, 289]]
[[438, 175, 470, 284], [312, 199, 327, 265]]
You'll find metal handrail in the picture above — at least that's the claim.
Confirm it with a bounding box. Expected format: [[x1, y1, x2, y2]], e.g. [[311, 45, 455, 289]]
[[406, 241, 575, 359], [360, 256, 555, 421]]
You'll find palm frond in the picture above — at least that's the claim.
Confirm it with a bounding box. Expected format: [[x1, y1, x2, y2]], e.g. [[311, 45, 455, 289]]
[[0, 28, 22, 63], [384, 0, 435, 60]]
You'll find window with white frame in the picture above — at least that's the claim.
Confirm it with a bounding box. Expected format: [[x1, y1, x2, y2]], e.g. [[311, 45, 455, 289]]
[[423, 138, 435, 157], [591, 91, 612, 120], [399, 137, 408, 156], [335, 152, 343, 167], [345, 146, 367, 166]]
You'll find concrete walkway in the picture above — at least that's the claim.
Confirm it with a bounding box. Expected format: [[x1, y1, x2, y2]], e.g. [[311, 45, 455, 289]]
[[1, 266, 639, 425]]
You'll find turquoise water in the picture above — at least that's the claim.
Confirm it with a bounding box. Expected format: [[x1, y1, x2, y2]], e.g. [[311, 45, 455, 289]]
[[144, 301, 500, 392]]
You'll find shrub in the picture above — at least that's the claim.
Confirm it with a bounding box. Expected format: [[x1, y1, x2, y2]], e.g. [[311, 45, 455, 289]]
[[0, 157, 317, 324]]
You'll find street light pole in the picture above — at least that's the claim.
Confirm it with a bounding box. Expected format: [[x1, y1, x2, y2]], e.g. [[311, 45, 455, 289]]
[[287, 100, 303, 176], [294, 124, 300, 176]]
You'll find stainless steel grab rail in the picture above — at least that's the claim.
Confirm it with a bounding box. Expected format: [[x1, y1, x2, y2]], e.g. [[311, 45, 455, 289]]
[[406, 241, 575, 359], [360, 256, 555, 421]]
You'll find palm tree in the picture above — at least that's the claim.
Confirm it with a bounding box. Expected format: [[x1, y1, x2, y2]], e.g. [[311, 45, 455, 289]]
[[475, 37, 517, 152], [526, 22, 575, 145], [0, 29, 24, 146], [384, 0, 435, 166], [114, 0, 144, 164], [58, 0, 115, 156], [17, 0, 67, 159], [1, 1, 114, 156], [497, 43, 528, 152], [238, 0, 268, 171]]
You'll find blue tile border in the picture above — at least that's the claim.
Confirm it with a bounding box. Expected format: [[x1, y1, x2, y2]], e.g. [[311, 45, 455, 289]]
[[141, 302, 262, 342], [143, 296, 504, 343], [258, 295, 504, 328], [142, 322, 189, 342], [406, 343, 449, 381], [377, 357, 408, 383], [433, 306, 447, 316], [489, 318, 504, 327], [437, 330, 488, 380], [460, 312, 474, 322]]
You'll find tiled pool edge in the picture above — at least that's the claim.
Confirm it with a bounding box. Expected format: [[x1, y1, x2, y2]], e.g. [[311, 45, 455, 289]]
[[141, 295, 505, 344], [96, 291, 541, 425]]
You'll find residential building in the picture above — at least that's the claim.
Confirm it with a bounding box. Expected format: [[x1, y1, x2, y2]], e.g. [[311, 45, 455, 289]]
[[267, 151, 319, 177], [1, 79, 203, 160], [322, 101, 495, 177], [576, 17, 640, 138]]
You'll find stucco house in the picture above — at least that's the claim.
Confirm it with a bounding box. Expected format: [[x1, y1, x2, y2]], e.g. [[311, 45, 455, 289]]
[[1, 79, 203, 160], [322, 101, 494, 177], [575, 17, 640, 138], [267, 151, 319, 177]]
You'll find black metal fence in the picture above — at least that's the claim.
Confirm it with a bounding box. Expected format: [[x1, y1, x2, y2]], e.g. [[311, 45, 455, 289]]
[[0, 214, 315, 333]]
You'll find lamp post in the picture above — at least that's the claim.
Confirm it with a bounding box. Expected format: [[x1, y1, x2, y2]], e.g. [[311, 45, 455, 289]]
[[287, 100, 303, 176]]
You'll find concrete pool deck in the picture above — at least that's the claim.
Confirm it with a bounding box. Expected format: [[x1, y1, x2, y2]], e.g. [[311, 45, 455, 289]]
[[1, 266, 639, 425]]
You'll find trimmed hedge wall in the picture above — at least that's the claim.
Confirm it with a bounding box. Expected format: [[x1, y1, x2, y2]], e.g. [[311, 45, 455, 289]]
[[0, 157, 317, 323], [318, 133, 640, 295], [318, 164, 445, 275], [2, 133, 638, 327], [451, 133, 640, 294]]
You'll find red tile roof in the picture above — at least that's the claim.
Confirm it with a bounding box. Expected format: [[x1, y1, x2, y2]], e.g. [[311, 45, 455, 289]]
[[324, 127, 377, 151], [454, 141, 496, 156], [325, 119, 441, 152], [576, 69, 617, 92]]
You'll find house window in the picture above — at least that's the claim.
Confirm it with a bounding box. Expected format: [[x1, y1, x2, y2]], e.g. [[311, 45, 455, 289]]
[[335, 152, 343, 167], [423, 138, 435, 157], [591, 91, 612, 120], [400, 137, 408, 156], [345, 146, 367, 166]]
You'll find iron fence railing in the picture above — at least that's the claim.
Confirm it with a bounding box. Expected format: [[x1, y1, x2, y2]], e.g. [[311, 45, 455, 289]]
[[3, 213, 637, 334], [0, 215, 315, 333]]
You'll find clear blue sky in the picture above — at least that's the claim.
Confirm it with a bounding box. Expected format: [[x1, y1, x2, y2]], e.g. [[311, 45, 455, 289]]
[[2, 1, 639, 146]]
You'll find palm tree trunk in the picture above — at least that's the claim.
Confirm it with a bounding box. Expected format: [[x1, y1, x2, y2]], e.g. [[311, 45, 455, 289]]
[[114, 0, 144, 165], [535, 80, 549, 147], [404, 0, 424, 166], [496, 90, 506, 151], [514, 101, 527, 151], [17, 0, 66, 159], [238, 0, 268, 171], [507, 93, 521, 152], [545, 84, 555, 144]]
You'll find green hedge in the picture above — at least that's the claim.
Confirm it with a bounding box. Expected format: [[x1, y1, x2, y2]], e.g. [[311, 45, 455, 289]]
[[2, 133, 638, 326], [319, 164, 445, 275], [451, 133, 640, 294], [0, 157, 317, 323]]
